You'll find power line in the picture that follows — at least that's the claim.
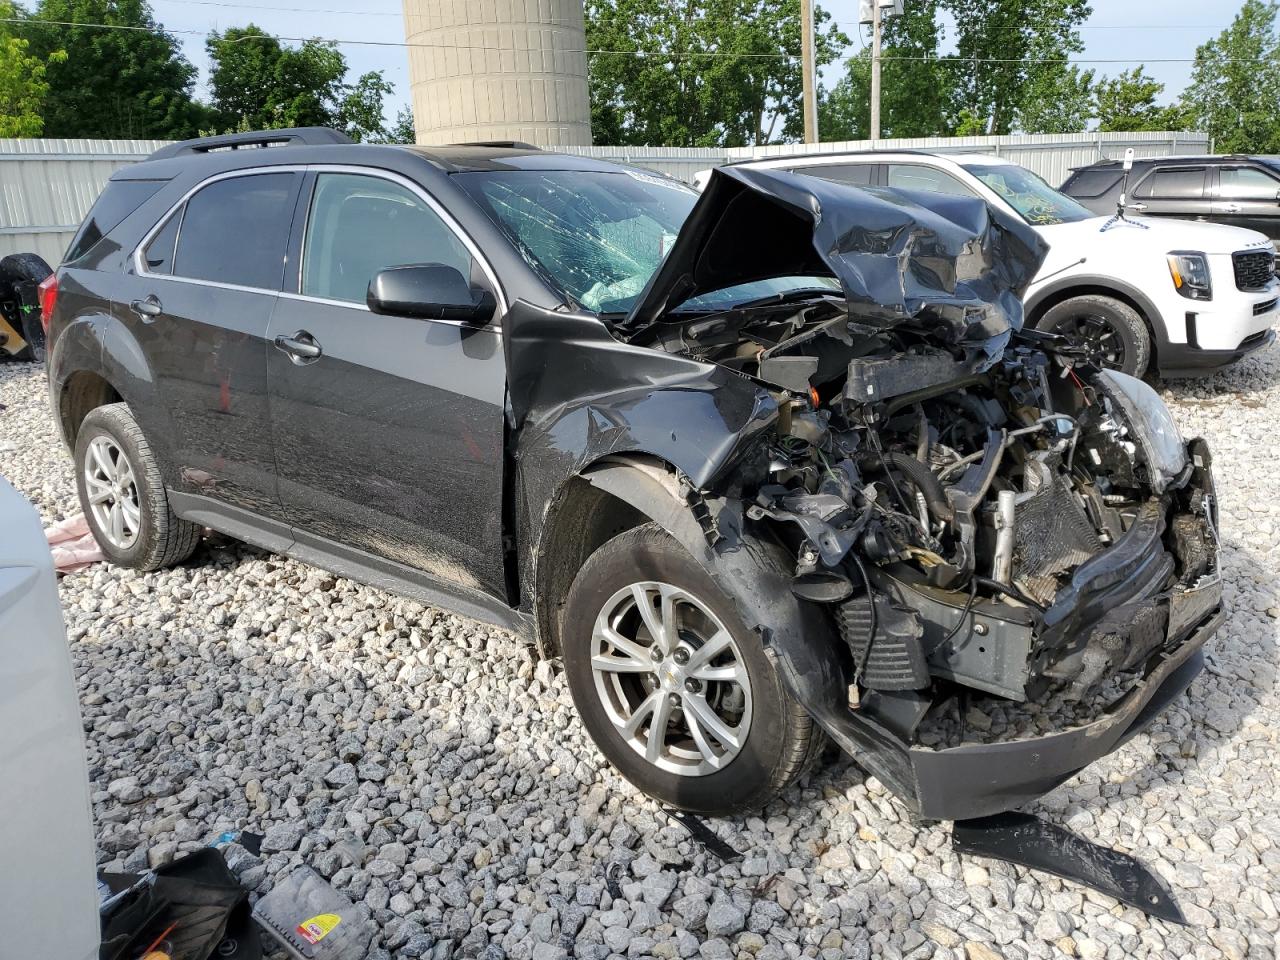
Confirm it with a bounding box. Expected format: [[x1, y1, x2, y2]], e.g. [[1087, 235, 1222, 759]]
[[154, 0, 401, 15], [0, 16, 1252, 66], [149, 0, 1232, 33]]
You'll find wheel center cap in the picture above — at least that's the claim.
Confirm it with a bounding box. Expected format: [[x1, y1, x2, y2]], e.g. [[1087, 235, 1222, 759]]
[[659, 663, 682, 690]]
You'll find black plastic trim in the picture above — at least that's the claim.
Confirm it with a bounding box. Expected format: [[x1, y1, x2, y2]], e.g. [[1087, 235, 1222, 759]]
[[168, 490, 533, 635]]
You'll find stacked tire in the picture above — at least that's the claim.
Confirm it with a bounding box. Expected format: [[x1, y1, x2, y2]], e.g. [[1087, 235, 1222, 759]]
[[0, 253, 53, 362]]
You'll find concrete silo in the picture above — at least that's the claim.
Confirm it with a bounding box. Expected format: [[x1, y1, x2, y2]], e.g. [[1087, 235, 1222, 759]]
[[401, 0, 592, 147]]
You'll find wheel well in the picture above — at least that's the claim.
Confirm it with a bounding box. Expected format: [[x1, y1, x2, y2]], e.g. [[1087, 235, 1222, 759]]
[[59, 371, 122, 446], [533, 474, 649, 659], [1027, 283, 1159, 365]]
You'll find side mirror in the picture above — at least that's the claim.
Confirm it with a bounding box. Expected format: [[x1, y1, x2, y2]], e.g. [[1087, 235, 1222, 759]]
[[367, 264, 496, 323]]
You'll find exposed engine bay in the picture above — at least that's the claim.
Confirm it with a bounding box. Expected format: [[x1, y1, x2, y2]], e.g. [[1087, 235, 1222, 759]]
[[645, 292, 1220, 745]]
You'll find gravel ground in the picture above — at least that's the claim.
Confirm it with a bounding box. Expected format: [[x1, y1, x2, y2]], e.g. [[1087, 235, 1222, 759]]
[[2, 351, 1278, 960]]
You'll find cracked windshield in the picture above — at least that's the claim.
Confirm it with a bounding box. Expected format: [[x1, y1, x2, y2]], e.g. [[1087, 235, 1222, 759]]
[[460, 169, 837, 314], [966, 162, 1094, 226]]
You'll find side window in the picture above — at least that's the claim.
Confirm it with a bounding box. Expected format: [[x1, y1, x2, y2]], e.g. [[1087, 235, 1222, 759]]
[[788, 163, 874, 186], [172, 172, 298, 290], [886, 164, 974, 197], [1134, 167, 1206, 199], [1219, 166, 1280, 200], [301, 173, 472, 305], [1061, 169, 1122, 198], [142, 208, 182, 275]]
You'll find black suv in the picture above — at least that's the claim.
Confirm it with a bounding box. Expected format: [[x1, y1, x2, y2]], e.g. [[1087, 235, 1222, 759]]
[[42, 128, 1223, 824], [1061, 154, 1280, 245]]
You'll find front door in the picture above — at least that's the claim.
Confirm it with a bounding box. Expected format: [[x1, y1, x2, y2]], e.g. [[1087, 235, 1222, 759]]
[[266, 170, 509, 600], [126, 170, 301, 520], [1210, 164, 1280, 245]]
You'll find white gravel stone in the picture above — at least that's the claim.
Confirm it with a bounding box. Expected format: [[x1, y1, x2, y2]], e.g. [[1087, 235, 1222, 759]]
[[5, 344, 1280, 959]]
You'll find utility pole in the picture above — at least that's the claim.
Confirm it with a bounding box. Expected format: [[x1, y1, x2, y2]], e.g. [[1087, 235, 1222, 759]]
[[870, 0, 882, 140], [800, 0, 818, 143]]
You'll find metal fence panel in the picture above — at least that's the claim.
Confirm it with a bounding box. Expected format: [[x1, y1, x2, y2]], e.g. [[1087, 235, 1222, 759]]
[[0, 132, 1212, 262], [568, 131, 1211, 185]]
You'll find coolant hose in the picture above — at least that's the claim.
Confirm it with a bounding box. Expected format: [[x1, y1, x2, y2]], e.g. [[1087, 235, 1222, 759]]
[[871, 451, 954, 523]]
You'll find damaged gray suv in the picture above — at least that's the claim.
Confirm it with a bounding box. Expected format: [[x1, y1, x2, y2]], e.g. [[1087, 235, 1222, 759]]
[[45, 129, 1222, 826]]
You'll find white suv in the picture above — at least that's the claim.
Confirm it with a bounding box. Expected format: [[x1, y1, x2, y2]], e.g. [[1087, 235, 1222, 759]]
[[697, 152, 1279, 377]]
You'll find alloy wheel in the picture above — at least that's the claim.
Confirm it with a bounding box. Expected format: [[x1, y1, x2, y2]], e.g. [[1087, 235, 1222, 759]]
[[590, 580, 752, 776], [1050, 312, 1127, 370], [83, 435, 141, 549]]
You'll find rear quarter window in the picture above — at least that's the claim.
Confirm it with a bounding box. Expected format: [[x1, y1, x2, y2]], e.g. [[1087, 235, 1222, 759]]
[[1061, 169, 1122, 198], [65, 179, 168, 263]]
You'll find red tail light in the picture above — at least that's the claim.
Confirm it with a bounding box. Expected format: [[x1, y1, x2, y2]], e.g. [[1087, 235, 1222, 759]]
[[37, 272, 58, 332]]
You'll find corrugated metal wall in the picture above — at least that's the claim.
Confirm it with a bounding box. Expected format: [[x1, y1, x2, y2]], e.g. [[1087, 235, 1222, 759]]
[[0, 131, 1210, 262]]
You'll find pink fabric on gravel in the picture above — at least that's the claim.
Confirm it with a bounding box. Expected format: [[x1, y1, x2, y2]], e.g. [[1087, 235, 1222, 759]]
[[44, 514, 104, 573]]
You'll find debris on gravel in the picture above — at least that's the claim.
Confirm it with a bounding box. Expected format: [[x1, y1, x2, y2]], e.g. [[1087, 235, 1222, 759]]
[[3, 349, 1278, 959]]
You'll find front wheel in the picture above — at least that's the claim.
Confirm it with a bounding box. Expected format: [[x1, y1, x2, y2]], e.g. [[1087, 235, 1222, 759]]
[[560, 523, 823, 814], [1036, 294, 1151, 377]]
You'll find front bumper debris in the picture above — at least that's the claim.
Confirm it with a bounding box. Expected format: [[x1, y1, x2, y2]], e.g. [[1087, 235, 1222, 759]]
[[806, 597, 1221, 822], [952, 812, 1186, 923]]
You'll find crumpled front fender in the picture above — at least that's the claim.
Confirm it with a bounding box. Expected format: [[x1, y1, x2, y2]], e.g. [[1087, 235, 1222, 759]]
[[579, 458, 918, 797]]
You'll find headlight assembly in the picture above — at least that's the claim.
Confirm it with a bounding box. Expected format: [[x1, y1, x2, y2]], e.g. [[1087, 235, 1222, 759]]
[[1167, 251, 1212, 301]]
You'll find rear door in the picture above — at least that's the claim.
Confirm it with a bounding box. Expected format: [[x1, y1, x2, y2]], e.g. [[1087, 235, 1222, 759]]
[[1210, 163, 1280, 244], [1128, 165, 1209, 221], [127, 169, 300, 523], [265, 168, 509, 600]]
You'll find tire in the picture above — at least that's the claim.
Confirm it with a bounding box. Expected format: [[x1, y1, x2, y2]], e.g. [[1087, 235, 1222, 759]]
[[561, 523, 824, 814], [0, 253, 52, 362], [1036, 294, 1151, 377], [74, 403, 201, 571]]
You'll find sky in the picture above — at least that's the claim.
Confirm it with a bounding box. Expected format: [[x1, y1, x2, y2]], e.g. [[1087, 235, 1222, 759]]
[[142, 0, 1253, 125]]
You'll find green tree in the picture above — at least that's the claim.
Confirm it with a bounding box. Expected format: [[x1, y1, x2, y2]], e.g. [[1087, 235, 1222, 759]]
[[206, 26, 347, 131], [337, 70, 393, 142], [0, 1, 62, 136], [947, 0, 1092, 134], [585, 0, 847, 147], [819, 0, 951, 140], [1018, 64, 1094, 134], [384, 104, 417, 144], [1180, 0, 1280, 153], [1093, 66, 1181, 132], [22, 0, 205, 138]]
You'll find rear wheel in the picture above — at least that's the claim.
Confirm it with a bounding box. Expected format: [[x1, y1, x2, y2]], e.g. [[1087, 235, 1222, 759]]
[[74, 403, 200, 570], [1036, 294, 1151, 377], [560, 523, 823, 814]]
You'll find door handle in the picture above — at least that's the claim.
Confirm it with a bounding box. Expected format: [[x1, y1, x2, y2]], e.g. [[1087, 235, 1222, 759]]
[[274, 330, 323, 364], [130, 295, 162, 319], [1220, 202, 1243, 214], [1126, 202, 1146, 212]]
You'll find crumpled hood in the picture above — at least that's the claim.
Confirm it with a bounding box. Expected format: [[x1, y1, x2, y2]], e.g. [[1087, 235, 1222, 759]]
[[1040, 214, 1275, 257], [623, 166, 1049, 358]]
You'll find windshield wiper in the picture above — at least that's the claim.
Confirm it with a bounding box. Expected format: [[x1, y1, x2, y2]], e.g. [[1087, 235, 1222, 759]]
[[672, 286, 842, 316]]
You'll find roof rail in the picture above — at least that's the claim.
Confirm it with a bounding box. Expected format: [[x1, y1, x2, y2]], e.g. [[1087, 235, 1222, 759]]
[[148, 127, 353, 161], [447, 140, 541, 150]]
